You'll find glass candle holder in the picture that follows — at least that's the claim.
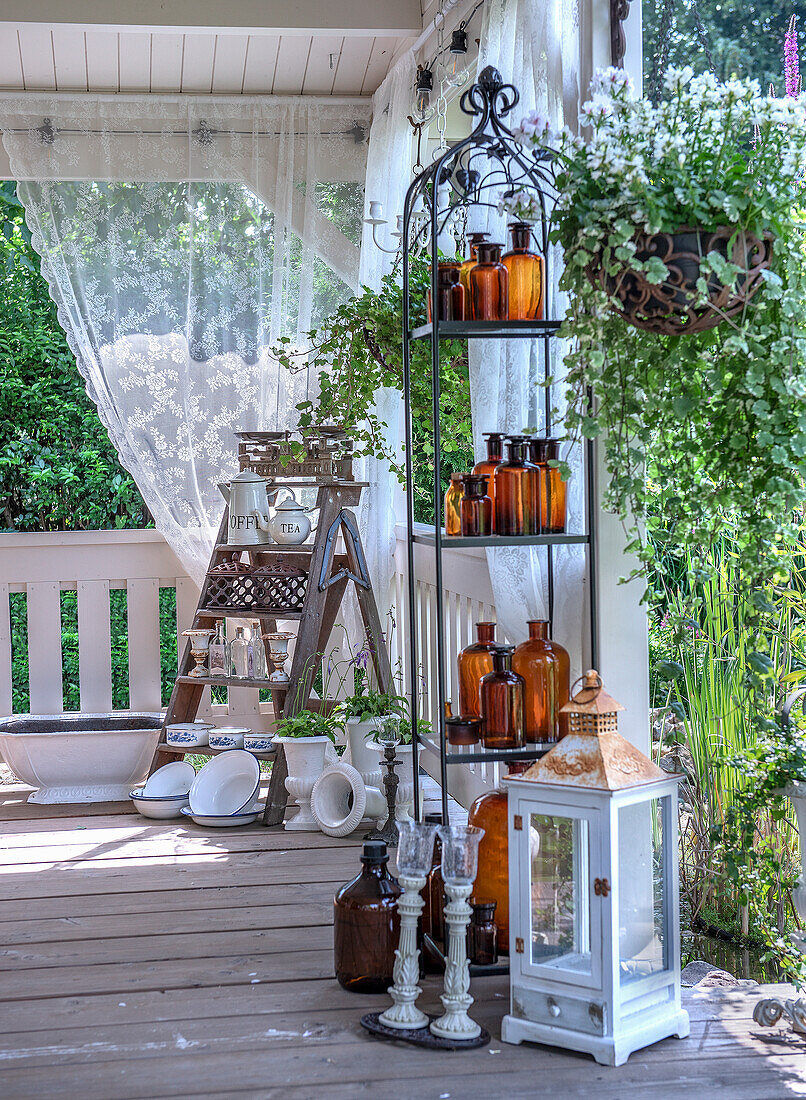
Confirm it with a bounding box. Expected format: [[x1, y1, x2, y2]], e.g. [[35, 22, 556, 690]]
[[459, 474, 492, 537], [379, 819, 438, 1031], [430, 824, 486, 1040]]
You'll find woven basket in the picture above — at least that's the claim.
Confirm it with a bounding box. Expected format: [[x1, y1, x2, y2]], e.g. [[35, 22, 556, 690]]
[[205, 562, 307, 613]]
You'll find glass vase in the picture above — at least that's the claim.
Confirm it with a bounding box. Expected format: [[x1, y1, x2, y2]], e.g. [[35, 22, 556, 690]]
[[469, 242, 509, 321], [459, 474, 492, 537], [502, 221, 545, 320], [458, 621, 497, 718], [512, 619, 571, 743], [480, 644, 524, 749], [334, 841, 402, 993]]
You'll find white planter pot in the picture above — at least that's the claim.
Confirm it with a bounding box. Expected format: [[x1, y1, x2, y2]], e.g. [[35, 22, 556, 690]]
[[275, 736, 331, 831], [368, 741, 416, 823], [310, 762, 387, 837], [343, 717, 386, 791], [787, 782, 806, 920]]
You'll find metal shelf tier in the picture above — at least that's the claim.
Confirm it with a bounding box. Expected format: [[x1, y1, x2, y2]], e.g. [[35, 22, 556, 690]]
[[416, 532, 589, 548], [411, 319, 562, 340], [417, 733, 554, 765]]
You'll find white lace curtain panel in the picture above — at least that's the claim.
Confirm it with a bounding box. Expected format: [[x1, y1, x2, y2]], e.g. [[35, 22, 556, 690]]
[[469, 0, 590, 671], [0, 94, 373, 587]]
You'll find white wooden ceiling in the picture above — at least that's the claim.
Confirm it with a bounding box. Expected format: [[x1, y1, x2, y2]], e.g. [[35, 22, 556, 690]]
[[0, 26, 414, 95]]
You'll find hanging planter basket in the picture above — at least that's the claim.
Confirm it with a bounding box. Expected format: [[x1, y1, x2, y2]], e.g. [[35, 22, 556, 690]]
[[589, 227, 773, 335]]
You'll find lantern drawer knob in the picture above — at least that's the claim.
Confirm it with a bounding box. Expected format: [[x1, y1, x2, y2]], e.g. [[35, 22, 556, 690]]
[[547, 997, 561, 1018]]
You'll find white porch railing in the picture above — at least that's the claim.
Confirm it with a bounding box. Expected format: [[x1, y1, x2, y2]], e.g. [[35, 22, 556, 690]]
[[1, 525, 501, 808]]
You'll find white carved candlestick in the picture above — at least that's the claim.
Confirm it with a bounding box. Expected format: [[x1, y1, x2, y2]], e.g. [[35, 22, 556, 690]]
[[430, 880, 480, 1040], [379, 873, 428, 1030]]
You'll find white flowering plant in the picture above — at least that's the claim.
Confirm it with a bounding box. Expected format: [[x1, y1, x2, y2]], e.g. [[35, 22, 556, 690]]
[[510, 66, 806, 982]]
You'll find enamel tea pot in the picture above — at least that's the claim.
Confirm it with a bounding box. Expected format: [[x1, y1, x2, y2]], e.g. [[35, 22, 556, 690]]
[[218, 471, 279, 545], [265, 489, 317, 545]]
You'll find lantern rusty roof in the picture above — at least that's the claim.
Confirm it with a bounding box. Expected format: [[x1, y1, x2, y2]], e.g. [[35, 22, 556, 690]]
[[518, 670, 668, 791]]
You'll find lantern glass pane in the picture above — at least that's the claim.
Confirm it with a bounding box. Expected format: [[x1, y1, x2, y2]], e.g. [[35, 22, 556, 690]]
[[617, 796, 669, 985], [529, 813, 591, 975]]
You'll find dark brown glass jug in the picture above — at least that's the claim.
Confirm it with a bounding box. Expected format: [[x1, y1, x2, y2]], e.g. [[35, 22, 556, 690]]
[[467, 899, 498, 965], [480, 644, 525, 749], [334, 841, 401, 993], [428, 262, 464, 322], [472, 432, 505, 532], [494, 439, 531, 536], [502, 221, 545, 320], [458, 621, 496, 718], [531, 437, 568, 533], [420, 812, 446, 971], [512, 619, 571, 743], [469, 242, 509, 321], [460, 474, 492, 536]]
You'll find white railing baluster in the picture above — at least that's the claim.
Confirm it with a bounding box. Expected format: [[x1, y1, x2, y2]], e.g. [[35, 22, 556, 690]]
[[77, 579, 113, 713], [26, 581, 63, 714], [127, 577, 161, 711], [0, 583, 11, 715]]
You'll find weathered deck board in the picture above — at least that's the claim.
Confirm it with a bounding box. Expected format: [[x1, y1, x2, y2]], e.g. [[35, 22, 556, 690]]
[[2, 787, 806, 1098]]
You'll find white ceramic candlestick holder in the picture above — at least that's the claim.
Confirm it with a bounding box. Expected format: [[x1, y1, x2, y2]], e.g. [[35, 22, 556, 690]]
[[379, 872, 429, 1030]]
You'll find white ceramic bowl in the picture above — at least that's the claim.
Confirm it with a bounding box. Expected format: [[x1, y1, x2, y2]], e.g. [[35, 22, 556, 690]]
[[189, 750, 260, 816], [130, 787, 190, 820], [180, 804, 262, 828], [208, 727, 250, 750], [244, 732, 275, 754], [143, 761, 196, 797], [166, 722, 214, 749]]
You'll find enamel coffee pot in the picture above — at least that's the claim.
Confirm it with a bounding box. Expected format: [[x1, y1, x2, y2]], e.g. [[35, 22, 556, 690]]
[[218, 470, 279, 545], [265, 489, 317, 545]]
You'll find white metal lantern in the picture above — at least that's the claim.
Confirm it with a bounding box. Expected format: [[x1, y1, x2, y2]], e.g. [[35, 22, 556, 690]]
[[501, 670, 690, 1066]]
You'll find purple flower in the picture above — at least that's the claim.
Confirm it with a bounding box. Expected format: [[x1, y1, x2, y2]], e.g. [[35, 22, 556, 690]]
[[785, 15, 800, 99]]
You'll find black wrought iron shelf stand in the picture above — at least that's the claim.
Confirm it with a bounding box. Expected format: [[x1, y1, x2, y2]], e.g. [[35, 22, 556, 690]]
[[400, 66, 599, 827]]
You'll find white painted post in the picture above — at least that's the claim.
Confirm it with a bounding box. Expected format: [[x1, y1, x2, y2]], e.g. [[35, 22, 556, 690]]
[[26, 581, 63, 714], [127, 577, 162, 711], [0, 583, 11, 715], [77, 579, 113, 712]]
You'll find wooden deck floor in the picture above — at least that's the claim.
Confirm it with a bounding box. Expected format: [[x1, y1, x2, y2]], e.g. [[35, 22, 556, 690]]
[[2, 783, 806, 1098]]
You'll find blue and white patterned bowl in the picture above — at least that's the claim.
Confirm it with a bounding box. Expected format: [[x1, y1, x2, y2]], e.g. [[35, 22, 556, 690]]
[[166, 722, 214, 748], [243, 732, 275, 754], [209, 727, 250, 750]]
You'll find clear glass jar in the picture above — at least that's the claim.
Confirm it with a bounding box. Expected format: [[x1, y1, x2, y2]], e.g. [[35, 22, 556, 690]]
[[334, 841, 402, 993], [230, 627, 249, 678], [208, 619, 229, 677]]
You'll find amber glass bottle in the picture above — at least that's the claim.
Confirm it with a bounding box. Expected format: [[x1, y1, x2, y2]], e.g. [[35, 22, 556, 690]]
[[512, 620, 571, 743], [458, 621, 497, 718], [444, 472, 463, 536], [531, 437, 568, 533], [480, 645, 525, 749], [458, 231, 490, 296], [472, 432, 505, 532], [468, 763, 528, 955], [494, 439, 531, 536], [420, 812, 445, 970], [428, 262, 463, 322], [508, 434, 539, 533], [468, 899, 498, 965], [459, 474, 493, 537], [502, 222, 545, 320], [469, 242, 509, 321], [334, 841, 401, 993]]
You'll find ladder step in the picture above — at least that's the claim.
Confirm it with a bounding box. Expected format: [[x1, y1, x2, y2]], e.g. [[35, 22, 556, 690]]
[[196, 608, 304, 619], [155, 741, 276, 760], [176, 675, 287, 689]]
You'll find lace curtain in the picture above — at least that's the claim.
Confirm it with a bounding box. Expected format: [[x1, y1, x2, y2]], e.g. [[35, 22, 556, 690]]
[[0, 95, 371, 586], [469, 0, 590, 672]]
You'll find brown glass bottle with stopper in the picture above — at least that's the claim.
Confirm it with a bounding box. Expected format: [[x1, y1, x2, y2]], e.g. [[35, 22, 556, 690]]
[[502, 221, 545, 320], [458, 231, 490, 297], [480, 644, 525, 749], [469, 242, 509, 321], [444, 472, 463, 536], [512, 619, 571, 742], [530, 437, 568, 533], [333, 841, 401, 993], [458, 621, 497, 718], [494, 438, 532, 536], [459, 474, 493, 536], [472, 432, 505, 531]]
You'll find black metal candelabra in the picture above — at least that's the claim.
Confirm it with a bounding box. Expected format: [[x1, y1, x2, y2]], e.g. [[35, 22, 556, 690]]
[[366, 739, 401, 847]]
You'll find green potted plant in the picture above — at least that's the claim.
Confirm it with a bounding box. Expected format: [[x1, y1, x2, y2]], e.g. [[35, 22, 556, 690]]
[[273, 709, 339, 832]]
